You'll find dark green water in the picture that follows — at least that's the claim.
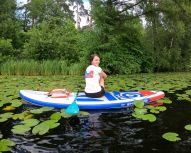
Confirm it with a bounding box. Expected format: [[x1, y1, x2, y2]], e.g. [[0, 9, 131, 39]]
[[1, 90, 190, 153]]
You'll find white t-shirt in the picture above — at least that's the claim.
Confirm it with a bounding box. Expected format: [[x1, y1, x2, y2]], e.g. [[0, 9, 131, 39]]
[[85, 65, 102, 93]]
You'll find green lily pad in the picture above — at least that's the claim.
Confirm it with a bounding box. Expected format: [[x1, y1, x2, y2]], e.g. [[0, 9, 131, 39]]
[[184, 124, 191, 131], [10, 100, 23, 107], [132, 113, 145, 119], [61, 109, 72, 118], [0, 112, 13, 122], [30, 107, 54, 114], [21, 119, 40, 127], [0, 133, 2, 139], [0, 118, 8, 122], [150, 109, 160, 114], [142, 114, 156, 122], [42, 120, 60, 129], [32, 123, 49, 135], [0, 112, 13, 118], [41, 107, 54, 111], [162, 132, 181, 142], [0, 139, 15, 152], [157, 106, 167, 112], [185, 90, 191, 96], [157, 98, 172, 104], [134, 108, 147, 115], [11, 125, 31, 135], [50, 112, 62, 121], [77, 111, 90, 117], [32, 120, 60, 135], [12, 111, 31, 120], [134, 100, 144, 108]]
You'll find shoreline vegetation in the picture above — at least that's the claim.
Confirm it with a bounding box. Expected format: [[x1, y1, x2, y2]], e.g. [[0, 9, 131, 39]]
[[0, 60, 84, 76], [1, 60, 191, 76]]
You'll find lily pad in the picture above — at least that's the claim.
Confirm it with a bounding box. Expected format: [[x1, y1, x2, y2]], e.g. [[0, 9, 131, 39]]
[[142, 114, 156, 122], [184, 124, 191, 131], [21, 119, 40, 127], [12, 111, 31, 120], [134, 100, 144, 108], [32, 120, 60, 135], [32, 124, 49, 135], [61, 109, 72, 118], [11, 125, 31, 135], [134, 108, 147, 115], [0, 133, 2, 139], [162, 132, 181, 142], [157, 98, 172, 104], [77, 111, 90, 117], [0, 139, 15, 152], [50, 112, 62, 121], [3, 105, 15, 111], [30, 107, 54, 114], [10, 100, 23, 107]]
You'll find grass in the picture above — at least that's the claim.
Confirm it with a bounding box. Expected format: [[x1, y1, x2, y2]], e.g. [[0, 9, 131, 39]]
[[0, 60, 85, 76]]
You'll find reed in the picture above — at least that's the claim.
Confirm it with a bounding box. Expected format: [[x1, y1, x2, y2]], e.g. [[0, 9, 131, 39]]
[[0, 60, 84, 76]]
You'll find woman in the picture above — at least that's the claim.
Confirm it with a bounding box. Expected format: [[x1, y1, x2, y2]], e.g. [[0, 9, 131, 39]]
[[85, 54, 107, 98]]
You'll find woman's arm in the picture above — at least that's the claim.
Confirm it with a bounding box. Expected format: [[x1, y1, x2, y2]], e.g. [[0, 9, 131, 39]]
[[100, 71, 107, 79]]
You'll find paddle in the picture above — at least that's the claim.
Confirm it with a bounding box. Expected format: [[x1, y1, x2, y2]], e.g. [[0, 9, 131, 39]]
[[65, 91, 79, 115]]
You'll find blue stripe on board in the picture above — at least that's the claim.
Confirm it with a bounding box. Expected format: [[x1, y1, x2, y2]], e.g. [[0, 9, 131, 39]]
[[104, 92, 118, 101], [77, 98, 103, 102]]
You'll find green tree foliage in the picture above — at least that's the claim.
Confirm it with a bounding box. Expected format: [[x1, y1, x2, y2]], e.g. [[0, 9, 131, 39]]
[[142, 0, 191, 71], [0, 0, 22, 49], [83, 0, 144, 74], [23, 18, 79, 62], [1, 0, 191, 75]]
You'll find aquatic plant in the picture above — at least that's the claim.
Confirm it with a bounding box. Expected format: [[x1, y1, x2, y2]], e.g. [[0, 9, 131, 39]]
[[184, 124, 191, 131], [162, 132, 181, 142], [0, 139, 15, 152]]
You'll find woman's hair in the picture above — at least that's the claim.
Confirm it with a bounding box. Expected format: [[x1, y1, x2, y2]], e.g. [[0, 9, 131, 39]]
[[89, 54, 100, 64]]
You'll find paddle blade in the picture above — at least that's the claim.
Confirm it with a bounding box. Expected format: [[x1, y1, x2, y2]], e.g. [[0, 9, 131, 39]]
[[65, 101, 79, 115]]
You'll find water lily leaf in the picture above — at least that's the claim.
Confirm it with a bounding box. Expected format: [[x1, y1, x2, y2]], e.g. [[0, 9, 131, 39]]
[[184, 124, 191, 131], [156, 106, 167, 112], [185, 90, 191, 96], [41, 107, 54, 112], [21, 119, 40, 127], [12, 111, 31, 120], [0, 112, 13, 118], [142, 114, 156, 122], [11, 125, 31, 135], [0, 139, 15, 152], [42, 120, 60, 129], [32, 123, 49, 135], [0, 133, 2, 139], [132, 113, 145, 119], [3, 105, 15, 111], [150, 109, 160, 114], [50, 112, 61, 121], [158, 98, 172, 104], [61, 109, 72, 118], [10, 100, 23, 107], [162, 132, 181, 142], [30, 107, 54, 114], [134, 108, 147, 115], [0, 118, 8, 122], [30, 109, 43, 114], [24, 114, 34, 120], [77, 111, 90, 117], [134, 100, 144, 108]]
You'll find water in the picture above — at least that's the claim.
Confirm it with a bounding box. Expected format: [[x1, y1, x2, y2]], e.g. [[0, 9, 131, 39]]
[[2, 91, 191, 153]]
